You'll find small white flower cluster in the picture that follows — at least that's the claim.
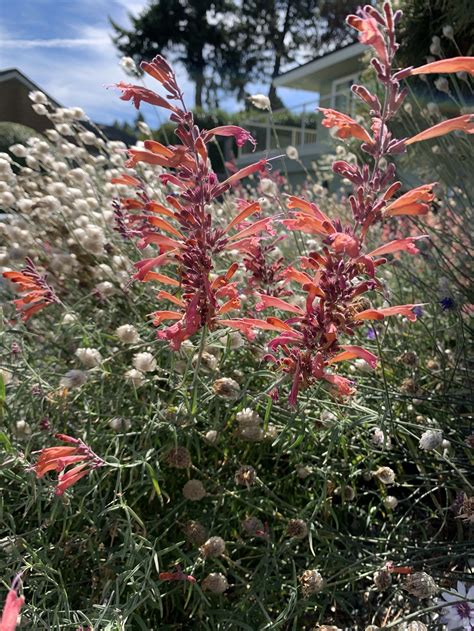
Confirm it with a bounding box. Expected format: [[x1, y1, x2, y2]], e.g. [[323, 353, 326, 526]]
[[0, 95, 161, 297]]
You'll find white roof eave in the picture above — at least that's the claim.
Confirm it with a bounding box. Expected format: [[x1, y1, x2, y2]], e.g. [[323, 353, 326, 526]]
[[273, 43, 365, 89]]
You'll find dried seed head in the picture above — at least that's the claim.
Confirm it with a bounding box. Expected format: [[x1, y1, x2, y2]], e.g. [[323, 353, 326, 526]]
[[193, 351, 218, 373], [75, 347, 102, 368], [237, 425, 265, 442], [456, 494, 474, 524], [403, 572, 438, 598], [396, 351, 419, 366], [334, 485, 356, 501], [247, 94, 271, 111], [371, 427, 392, 449], [201, 572, 229, 593], [236, 408, 261, 428], [182, 479, 206, 501], [373, 466, 396, 485], [373, 569, 392, 591], [124, 368, 146, 387], [384, 495, 398, 510], [165, 446, 192, 469], [296, 464, 312, 479], [204, 430, 218, 444], [183, 520, 207, 546], [234, 465, 257, 486], [419, 429, 443, 451], [286, 145, 299, 160], [426, 358, 440, 371], [200, 536, 226, 558], [212, 377, 240, 400], [16, 420, 32, 438], [299, 569, 324, 597], [116, 324, 140, 344], [400, 378, 419, 394], [241, 516, 263, 535], [406, 622, 428, 631], [132, 351, 157, 372], [60, 369, 87, 389], [108, 417, 131, 432], [287, 519, 308, 539]]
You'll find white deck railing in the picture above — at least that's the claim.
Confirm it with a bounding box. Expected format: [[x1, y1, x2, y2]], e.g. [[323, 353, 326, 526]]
[[238, 90, 354, 156]]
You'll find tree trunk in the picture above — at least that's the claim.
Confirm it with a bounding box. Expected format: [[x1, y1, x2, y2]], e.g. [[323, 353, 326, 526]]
[[268, 56, 282, 108], [195, 72, 205, 109], [267, 0, 293, 109]]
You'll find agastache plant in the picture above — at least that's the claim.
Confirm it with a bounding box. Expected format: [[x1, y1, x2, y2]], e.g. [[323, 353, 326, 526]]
[[112, 56, 271, 350], [218, 2, 473, 404]]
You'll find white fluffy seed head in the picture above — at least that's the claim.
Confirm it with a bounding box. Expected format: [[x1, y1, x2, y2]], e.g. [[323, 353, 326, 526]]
[[75, 347, 102, 368], [116, 324, 140, 344], [247, 94, 271, 110], [124, 368, 146, 387], [132, 352, 157, 372], [419, 429, 443, 451]]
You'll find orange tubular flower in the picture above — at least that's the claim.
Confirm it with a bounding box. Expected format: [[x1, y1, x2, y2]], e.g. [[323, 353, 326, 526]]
[[328, 345, 378, 368], [31, 434, 104, 496], [409, 56, 474, 76], [406, 114, 474, 145], [367, 236, 429, 258], [384, 183, 436, 217], [319, 108, 373, 144], [3, 258, 59, 321], [354, 305, 423, 322], [0, 576, 24, 631]]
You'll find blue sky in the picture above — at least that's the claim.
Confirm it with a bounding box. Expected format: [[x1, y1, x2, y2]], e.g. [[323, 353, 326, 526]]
[[0, 0, 314, 126]]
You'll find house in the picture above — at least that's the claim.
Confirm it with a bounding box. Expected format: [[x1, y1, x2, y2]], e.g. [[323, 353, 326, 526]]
[[0, 68, 137, 145], [0, 68, 62, 134], [236, 43, 365, 182]]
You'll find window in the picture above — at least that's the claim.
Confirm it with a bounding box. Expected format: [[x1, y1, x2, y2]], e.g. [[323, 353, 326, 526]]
[[330, 73, 359, 115]]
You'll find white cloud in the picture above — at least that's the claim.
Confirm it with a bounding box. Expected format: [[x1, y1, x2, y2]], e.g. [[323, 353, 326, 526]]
[[0, 21, 194, 125], [0, 38, 110, 49]]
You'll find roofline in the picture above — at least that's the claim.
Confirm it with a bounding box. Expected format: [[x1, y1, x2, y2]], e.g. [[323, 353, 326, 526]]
[[0, 68, 62, 107], [273, 43, 365, 87]]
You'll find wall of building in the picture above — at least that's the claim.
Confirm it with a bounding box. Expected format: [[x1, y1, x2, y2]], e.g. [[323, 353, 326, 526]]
[[0, 78, 51, 133]]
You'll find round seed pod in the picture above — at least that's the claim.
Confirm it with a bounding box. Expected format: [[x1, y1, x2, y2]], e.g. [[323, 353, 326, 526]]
[[202, 572, 228, 594], [287, 519, 308, 539], [182, 479, 206, 501], [183, 520, 207, 546], [200, 536, 225, 558], [403, 572, 438, 598], [373, 569, 392, 591], [234, 465, 257, 486], [298, 569, 324, 597], [165, 446, 192, 469]]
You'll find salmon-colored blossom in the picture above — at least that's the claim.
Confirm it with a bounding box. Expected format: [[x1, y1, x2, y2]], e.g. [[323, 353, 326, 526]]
[[319, 108, 373, 144], [346, 13, 388, 65], [406, 114, 474, 145], [3, 258, 59, 321], [367, 236, 428, 258], [0, 577, 24, 631], [409, 56, 474, 76], [384, 184, 436, 217], [31, 434, 104, 496]]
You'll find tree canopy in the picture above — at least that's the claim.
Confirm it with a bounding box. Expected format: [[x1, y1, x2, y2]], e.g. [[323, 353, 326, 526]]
[[110, 0, 359, 109]]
